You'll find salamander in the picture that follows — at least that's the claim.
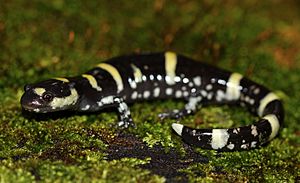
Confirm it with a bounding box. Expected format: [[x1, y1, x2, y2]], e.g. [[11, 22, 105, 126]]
[[20, 52, 284, 151]]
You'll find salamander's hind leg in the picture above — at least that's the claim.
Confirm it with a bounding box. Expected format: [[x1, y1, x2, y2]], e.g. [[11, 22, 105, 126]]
[[158, 96, 203, 119]]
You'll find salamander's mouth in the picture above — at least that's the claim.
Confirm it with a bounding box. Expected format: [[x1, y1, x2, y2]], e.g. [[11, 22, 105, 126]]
[[22, 104, 44, 113], [21, 101, 47, 113]]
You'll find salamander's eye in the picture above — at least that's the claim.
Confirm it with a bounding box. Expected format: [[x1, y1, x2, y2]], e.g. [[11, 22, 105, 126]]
[[42, 93, 53, 102]]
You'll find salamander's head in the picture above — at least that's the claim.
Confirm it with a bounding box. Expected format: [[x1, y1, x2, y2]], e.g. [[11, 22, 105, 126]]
[[21, 78, 79, 113]]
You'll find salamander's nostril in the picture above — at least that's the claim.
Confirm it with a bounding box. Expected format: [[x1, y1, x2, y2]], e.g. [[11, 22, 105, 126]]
[[24, 84, 32, 91]]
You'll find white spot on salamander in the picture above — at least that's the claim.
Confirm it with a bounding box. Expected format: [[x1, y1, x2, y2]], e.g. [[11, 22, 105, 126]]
[[81, 105, 90, 111], [251, 125, 258, 137], [249, 98, 255, 105], [241, 144, 249, 149], [193, 76, 201, 86], [211, 129, 230, 150], [216, 90, 225, 102], [166, 88, 173, 95], [183, 91, 189, 97], [175, 90, 182, 98], [191, 88, 196, 93], [142, 75, 147, 82], [200, 90, 207, 97], [157, 74, 162, 81], [207, 92, 213, 100], [128, 78, 137, 89], [233, 128, 240, 134], [153, 87, 160, 97], [131, 91, 138, 100], [206, 84, 213, 90], [183, 78, 189, 84], [149, 74, 155, 81], [227, 143, 235, 150], [251, 141, 257, 148], [97, 96, 114, 107], [174, 76, 181, 82], [253, 88, 260, 95], [143, 91, 150, 98], [192, 130, 196, 136]]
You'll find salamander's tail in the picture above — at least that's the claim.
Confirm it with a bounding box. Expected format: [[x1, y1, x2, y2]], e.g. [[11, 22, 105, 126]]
[[172, 92, 284, 151]]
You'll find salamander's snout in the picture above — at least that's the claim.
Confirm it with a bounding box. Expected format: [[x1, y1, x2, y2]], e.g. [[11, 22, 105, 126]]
[[21, 89, 44, 112]]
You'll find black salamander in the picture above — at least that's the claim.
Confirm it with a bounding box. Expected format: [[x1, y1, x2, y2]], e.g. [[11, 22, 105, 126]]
[[21, 52, 284, 151]]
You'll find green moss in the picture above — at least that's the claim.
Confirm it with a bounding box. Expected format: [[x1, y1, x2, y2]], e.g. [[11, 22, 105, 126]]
[[0, 166, 35, 183], [0, 158, 164, 183], [0, 0, 299, 182]]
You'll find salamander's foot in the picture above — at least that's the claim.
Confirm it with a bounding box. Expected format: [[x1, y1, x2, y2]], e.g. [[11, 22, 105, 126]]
[[158, 109, 193, 119], [117, 117, 136, 129], [159, 96, 202, 120]]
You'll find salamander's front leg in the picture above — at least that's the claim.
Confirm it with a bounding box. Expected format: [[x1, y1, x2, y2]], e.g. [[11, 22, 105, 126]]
[[98, 96, 134, 128], [159, 96, 203, 119], [114, 97, 134, 128]]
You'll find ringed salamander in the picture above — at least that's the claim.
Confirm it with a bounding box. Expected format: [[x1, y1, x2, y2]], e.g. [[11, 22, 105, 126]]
[[21, 52, 284, 151]]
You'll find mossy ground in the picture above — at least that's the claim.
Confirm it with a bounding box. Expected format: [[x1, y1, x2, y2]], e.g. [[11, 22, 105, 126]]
[[0, 0, 299, 182]]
